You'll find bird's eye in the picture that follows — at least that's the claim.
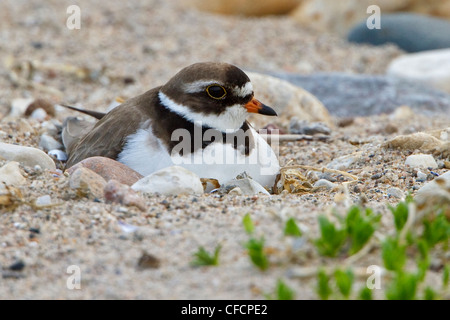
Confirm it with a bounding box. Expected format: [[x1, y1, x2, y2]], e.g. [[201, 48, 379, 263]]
[[206, 85, 227, 99]]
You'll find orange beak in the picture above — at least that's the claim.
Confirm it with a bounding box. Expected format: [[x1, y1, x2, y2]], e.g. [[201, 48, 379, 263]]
[[245, 98, 277, 116]]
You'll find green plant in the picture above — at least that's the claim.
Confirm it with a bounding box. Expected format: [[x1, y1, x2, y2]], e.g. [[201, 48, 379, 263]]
[[388, 201, 409, 232], [423, 287, 437, 300], [334, 268, 354, 299], [422, 213, 450, 248], [345, 206, 380, 255], [314, 215, 346, 257], [443, 264, 449, 288], [284, 218, 302, 237], [358, 286, 373, 300], [191, 244, 221, 266], [244, 237, 269, 271], [386, 272, 419, 300], [382, 237, 407, 272], [317, 269, 332, 300], [242, 213, 254, 235], [266, 279, 295, 300]]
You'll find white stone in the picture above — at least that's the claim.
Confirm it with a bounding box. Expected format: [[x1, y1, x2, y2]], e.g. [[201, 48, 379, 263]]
[[326, 152, 362, 171], [313, 179, 337, 190], [415, 171, 450, 209], [48, 149, 68, 161], [35, 195, 52, 206], [0, 161, 26, 188], [405, 154, 438, 169], [39, 134, 63, 151], [0, 142, 56, 170], [30, 108, 48, 121], [131, 166, 204, 196], [226, 177, 270, 195], [387, 49, 450, 93], [387, 187, 404, 199], [8, 98, 34, 118]]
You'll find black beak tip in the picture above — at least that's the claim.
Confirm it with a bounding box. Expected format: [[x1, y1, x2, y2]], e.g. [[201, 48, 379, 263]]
[[259, 104, 278, 116]]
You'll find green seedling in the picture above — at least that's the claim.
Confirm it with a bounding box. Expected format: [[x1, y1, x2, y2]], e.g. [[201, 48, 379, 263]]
[[244, 237, 269, 271], [423, 286, 437, 300], [345, 206, 380, 255], [242, 213, 254, 235], [266, 279, 295, 300], [317, 269, 332, 300], [443, 264, 449, 288], [358, 286, 373, 300], [334, 268, 354, 299], [314, 215, 346, 257], [388, 201, 409, 232], [284, 218, 302, 237], [382, 237, 407, 272], [386, 272, 419, 300], [422, 212, 450, 248], [191, 244, 222, 266]]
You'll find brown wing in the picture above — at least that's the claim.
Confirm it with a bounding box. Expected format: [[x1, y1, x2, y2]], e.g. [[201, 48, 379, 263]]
[[65, 88, 159, 168]]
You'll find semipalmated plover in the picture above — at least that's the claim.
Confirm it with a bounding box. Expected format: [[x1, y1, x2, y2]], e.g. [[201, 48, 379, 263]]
[[64, 62, 280, 187]]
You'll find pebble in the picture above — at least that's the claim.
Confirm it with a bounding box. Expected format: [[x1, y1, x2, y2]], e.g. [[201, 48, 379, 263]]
[[66, 156, 143, 186], [225, 177, 270, 196], [387, 187, 404, 199], [39, 133, 63, 152], [131, 166, 204, 196], [289, 118, 331, 135], [383, 131, 449, 157], [267, 72, 450, 117], [0, 161, 26, 188], [416, 170, 428, 182], [228, 187, 243, 195], [8, 98, 34, 118], [185, 0, 299, 16], [104, 179, 146, 211], [30, 108, 48, 122], [313, 179, 337, 190], [405, 154, 438, 169], [387, 49, 450, 93], [69, 167, 107, 199], [48, 149, 68, 161], [326, 152, 362, 171], [348, 13, 450, 53], [137, 252, 161, 270], [35, 195, 52, 206], [415, 171, 450, 213], [0, 142, 56, 170]]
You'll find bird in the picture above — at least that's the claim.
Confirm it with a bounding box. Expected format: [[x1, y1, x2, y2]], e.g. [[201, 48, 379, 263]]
[[63, 62, 280, 187]]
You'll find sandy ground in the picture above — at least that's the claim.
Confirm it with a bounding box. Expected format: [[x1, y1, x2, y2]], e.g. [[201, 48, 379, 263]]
[[0, 0, 449, 300]]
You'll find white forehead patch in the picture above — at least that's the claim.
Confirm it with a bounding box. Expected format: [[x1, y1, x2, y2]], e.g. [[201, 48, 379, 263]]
[[233, 81, 253, 98], [184, 80, 223, 94]]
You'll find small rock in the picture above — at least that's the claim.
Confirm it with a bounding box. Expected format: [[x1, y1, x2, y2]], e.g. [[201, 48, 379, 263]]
[[39, 133, 63, 151], [225, 177, 270, 195], [388, 49, 450, 93], [228, 187, 243, 195], [66, 156, 143, 186], [104, 179, 146, 211], [405, 154, 438, 169], [313, 179, 337, 190], [69, 167, 107, 199], [416, 170, 428, 182], [137, 252, 161, 270], [24, 98, 56, 117], [35, 195, 52, 206], [289, 118, 331, 135], [8, 98, 34, 118], [384, 131, 450, 157], [9, 260, 25, 271], [0, 142, 56, 170], [326, 152, 362, 171], [348, 13, 450, 52], [0, 161, 26, 188], [415, 171, 450, 217], [30, 108, 48, 122], [387, 187, 404, 199], [48, 149, 68, 161], [132, 166, 203, 196]]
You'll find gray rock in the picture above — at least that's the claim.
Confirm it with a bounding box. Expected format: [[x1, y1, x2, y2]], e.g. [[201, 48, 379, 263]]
[[326, 152, 362, 171], [69, 167, 107, 199], [39, 134, 63, 152], [405, 154, 438, 169], [348, 13, 450, 53], [131, 166, 203, 196], [0, 142, 56, 170], [225, 177, 270, 196], [265, 72, 450, 117], [289, 118, 331, 135], [313, 179, 337, 190], [387, 187, 404, 199], [415, 171, 450, 210]]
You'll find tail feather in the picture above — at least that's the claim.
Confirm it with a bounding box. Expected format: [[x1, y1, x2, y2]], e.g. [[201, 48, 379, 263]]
[[60, 104, 106, 120]]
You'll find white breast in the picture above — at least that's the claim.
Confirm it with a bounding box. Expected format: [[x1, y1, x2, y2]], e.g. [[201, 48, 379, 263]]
[[118, 125, 280, 188]]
